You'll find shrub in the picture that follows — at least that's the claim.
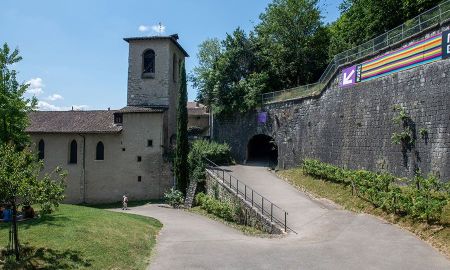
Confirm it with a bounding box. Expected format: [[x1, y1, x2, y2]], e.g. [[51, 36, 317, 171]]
[[302, 159, 449, 223], [189, 140, 232, 182], [195, 192, 235, 222], [164, 188, 184, 208]]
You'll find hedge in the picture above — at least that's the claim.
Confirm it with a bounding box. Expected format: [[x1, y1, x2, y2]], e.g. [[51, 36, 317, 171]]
[[302, 159, 450, 222]]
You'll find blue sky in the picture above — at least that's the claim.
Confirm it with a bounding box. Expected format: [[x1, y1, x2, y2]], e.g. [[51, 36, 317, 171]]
[[1, 0, 342, 110]]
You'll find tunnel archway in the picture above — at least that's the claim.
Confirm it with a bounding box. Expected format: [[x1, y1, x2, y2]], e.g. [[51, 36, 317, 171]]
[[247, 134, 278, 166]]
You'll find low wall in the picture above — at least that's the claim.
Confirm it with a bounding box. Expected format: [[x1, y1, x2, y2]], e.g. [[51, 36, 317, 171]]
[[205, 170, 284, 234]]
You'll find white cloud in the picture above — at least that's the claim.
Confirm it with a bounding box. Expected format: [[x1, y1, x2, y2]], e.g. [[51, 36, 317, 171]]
[[138, 23, 166, 34], [151, 24, 166, 34], [26, 77, 44, 95], [138, 25, 150, 32], [37, 101, 88, 111], [46, 94, 63, 101]]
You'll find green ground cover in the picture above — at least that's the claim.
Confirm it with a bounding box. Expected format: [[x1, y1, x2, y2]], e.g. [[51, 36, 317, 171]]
[[0, 204, 162, 269], [279, 168, 450, 258]]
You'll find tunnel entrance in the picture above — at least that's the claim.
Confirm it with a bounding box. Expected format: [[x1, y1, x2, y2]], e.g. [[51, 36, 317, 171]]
[[247, 134, 278, 166]]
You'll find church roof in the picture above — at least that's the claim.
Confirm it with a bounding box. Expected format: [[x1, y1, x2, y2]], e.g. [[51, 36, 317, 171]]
[[123, 35, 189, 57], [26, 110, 122, 134], [118, 106, 167, 113]]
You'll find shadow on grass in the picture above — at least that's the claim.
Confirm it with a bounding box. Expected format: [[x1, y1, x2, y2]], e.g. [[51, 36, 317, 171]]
[[1, 245, 92, 269], [0, 214, 71, 230], [84, 199, 164, 210]]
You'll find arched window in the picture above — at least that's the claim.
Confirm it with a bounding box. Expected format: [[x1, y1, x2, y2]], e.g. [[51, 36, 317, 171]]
[[172, 53, 177, 82], [143, 49, 155, 74], [38, 139, 45, 160], [69, 140, 77, 164], [96, 141, 104, 160]]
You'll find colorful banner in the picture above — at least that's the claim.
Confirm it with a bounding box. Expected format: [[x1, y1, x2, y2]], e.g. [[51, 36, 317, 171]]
[[360, 33, 442, 82]]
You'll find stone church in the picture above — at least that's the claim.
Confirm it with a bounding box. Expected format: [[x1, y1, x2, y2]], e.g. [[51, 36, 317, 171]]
[[26, 34, 189, 204]]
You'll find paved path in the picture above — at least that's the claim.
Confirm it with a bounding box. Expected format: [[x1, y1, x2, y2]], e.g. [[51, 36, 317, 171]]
[[119, 165, 450, 270]]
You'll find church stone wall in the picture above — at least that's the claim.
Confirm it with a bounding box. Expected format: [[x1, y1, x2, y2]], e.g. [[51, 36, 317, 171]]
[[214, 57, 450, 181], [30, 112, 172, 204]]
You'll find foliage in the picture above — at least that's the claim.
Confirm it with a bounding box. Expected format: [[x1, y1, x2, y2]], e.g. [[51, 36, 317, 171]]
[[302, 159, 449, 222], [164, 187, 185, 208], [0, 43, 37, 147], [328, 0, 442, 57], [188, 140, 232, 182], [195, 193, 235, 222], [0, 204, 162, 269], [0, 143, 66, 260], [192, 0, 328, 116], [174, 61, 190, 194], [419, 127, 428, 139], [187, 126, 205, 137]]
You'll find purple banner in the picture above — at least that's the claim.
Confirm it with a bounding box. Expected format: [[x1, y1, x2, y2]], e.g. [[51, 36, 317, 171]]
[[257, 112, 267, 123]]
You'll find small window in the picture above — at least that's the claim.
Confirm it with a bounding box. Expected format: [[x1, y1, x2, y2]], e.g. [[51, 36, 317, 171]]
[[147, 140, 153, 147], [69, 140, 77, 164], [137, 156, 142, 162], [143, 49, 155, 75], [114, 113, 123, 124], [37, 139, 45, 160], [96, 141, 104, 160], [122, 148, 126, 151], [172, 54, 177, 82], [138, 176, 142, 182]]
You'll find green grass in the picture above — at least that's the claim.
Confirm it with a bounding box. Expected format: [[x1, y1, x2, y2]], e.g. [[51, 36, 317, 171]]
[[0, 204, 162, 269], [279, 168, 450, 258], [188, 207, 271, 237]]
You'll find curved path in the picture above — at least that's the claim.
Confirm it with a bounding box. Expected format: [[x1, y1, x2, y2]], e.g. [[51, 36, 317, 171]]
[[121, 165, 450, 270]]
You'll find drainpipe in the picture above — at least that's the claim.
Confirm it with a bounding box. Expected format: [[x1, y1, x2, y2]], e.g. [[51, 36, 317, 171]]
[[78, 134, 86, 203]]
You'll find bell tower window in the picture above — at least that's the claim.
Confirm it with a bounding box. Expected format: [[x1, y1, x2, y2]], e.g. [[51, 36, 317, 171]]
[[142, 49, 155, 78]]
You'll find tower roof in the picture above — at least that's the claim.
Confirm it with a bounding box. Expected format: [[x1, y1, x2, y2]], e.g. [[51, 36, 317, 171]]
[[123, 34, 189, 57]]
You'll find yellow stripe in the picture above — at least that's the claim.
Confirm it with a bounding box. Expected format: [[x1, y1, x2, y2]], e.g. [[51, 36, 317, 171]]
[[363, 48, 441, 77]]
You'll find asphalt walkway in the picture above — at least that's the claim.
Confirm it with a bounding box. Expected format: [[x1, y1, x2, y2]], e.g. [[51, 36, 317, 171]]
[[119, 164, 450, 270]]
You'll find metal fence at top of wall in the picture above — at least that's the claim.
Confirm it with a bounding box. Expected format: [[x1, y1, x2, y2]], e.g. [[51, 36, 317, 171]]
[[262, 0, 450, 104], [204, 158, 296, 233]]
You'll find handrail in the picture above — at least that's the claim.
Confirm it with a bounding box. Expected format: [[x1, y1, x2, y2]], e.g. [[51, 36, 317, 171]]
[[262, 0, 450, 104], [204, 158, 297, 233]]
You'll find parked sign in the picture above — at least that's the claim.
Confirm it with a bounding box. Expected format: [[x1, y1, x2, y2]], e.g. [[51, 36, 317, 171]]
[[443, 30, 450, 59], [340, 66, 356, 87]]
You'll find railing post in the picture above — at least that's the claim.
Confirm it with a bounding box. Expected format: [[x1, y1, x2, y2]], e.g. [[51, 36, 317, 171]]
[[284, 212, 287, 232], [262, 197, 264, 214], [245, 185, 247, 200], [222, 170, 225, 181], [229, 175, 231, 189], [237, 181, 239, 195], [271, 204, 273, 222], [251, 190, 254, 207]]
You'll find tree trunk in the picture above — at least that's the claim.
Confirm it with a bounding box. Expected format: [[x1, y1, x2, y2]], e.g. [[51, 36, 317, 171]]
[[12, 201, 20, 261]]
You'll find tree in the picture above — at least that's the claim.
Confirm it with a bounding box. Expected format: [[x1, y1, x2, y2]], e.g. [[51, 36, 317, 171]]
[[328, 0, 441, 57], [256, 0, 329, 88], [174, 61, 189, 194], [0, 43, 37, 147], [0, 143, 66, 261]]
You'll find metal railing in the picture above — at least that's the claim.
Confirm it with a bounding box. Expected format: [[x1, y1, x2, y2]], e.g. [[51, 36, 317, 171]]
[[262, 0, 450, 104], [204, 158, 296, 233]]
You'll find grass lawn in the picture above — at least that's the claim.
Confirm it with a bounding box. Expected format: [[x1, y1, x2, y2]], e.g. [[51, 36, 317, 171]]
[[0, 204, 162, 269], [278, 168, 450, 258]]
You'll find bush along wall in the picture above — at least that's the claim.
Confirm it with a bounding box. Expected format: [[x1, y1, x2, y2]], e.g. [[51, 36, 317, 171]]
[[302, 159, 450, 223]]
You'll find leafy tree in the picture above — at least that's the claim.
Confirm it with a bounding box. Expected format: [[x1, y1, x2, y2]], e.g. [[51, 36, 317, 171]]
[[0, 43, 37, 147], [174, 61, 189, 194], [0, 143, 66, 261], [256, 0, 329, 88], [328, 0, 442, 57]]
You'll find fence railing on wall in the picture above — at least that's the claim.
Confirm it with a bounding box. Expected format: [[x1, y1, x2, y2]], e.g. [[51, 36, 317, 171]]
[[204, 158, 296, 233], [262, 0, 450, 104]]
